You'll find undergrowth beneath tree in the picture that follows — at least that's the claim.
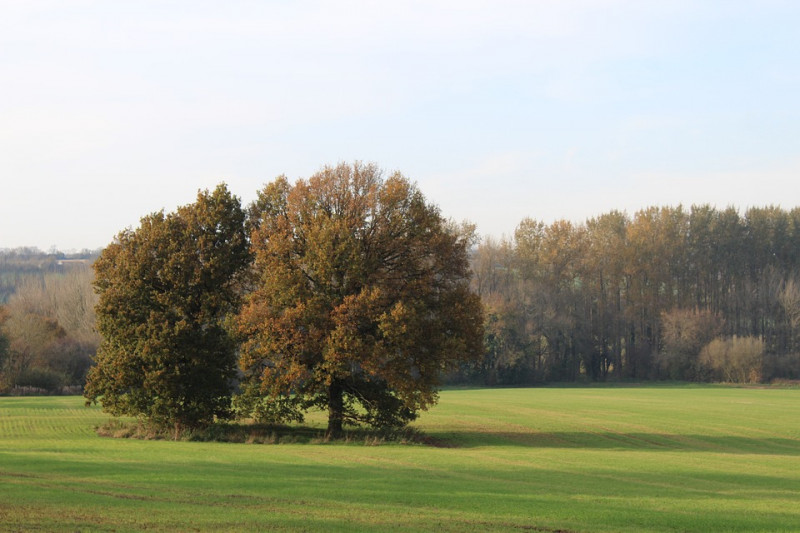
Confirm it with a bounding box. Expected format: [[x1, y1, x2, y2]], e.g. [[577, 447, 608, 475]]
[[95, 419, 441, 446]]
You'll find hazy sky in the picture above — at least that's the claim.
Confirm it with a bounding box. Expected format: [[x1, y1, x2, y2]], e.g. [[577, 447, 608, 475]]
[[2, 1, 799, 251]]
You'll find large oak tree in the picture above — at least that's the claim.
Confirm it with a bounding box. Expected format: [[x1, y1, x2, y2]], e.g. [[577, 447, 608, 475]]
[[84, 184, 249, 432], [237, 163, 484, 437]]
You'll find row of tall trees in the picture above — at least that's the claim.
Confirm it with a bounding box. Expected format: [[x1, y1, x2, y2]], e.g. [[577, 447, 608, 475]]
[[84, 164, 484, 436], [467, 205, 800, 385], [7, 171, 799, 431]]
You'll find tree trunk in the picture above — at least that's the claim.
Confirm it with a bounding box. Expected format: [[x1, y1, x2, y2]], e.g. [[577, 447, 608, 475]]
[[327, 380, 344, 439]]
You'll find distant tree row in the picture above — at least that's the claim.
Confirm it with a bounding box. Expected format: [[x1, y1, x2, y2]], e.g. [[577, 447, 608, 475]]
[[463, 205, 800, 385], [0, 265, 99, 393], [5, 170, 800, 433], [0, 248, 99, 304], [83, 164, 483, 436]]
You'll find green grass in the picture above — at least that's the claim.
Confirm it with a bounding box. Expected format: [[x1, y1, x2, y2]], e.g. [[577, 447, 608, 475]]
[[1, 387, 799, 532]]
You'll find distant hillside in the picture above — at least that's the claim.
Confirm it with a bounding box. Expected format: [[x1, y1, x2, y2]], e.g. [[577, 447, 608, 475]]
[[0, 248, 100, 304]]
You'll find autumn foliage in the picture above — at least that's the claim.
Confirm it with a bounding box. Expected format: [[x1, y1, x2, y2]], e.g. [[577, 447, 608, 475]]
[[470, 205, 800, 385], [236, 163, 484, 437], [81, 166, 483, 436]]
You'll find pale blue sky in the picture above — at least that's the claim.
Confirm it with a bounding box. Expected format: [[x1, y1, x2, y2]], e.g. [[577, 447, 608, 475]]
[[2, 1, 799, 250]]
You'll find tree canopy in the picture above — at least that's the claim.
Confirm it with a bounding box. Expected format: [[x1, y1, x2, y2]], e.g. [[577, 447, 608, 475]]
[[77, 165, 800, 436], [237, 162, 484, 437], [468, 205, 800, 385], [84, 184, 250, 432]]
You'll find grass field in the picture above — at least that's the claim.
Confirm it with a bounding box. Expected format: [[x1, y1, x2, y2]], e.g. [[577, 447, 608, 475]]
[[1, 386, 799, 532]]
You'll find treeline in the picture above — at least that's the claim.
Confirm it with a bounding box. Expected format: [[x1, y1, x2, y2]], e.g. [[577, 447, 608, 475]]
[[0, 248, 99, 303], [0, 249, 100, 393], [4, 203, 800, 395], [459, 205, 800, 385]]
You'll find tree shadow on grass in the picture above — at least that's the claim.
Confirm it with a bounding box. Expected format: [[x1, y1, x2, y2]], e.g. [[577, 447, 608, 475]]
[[433, 430, 800, 454], [96, 419, 425, 445], [95, 419, 800, 454]]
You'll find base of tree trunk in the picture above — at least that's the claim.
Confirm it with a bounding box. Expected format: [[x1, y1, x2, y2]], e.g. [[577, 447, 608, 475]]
[[327, 380, 344, 439]]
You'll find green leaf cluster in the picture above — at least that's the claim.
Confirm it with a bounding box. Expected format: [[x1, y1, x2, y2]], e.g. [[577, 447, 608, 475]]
[[84, 184, 250, 431]]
